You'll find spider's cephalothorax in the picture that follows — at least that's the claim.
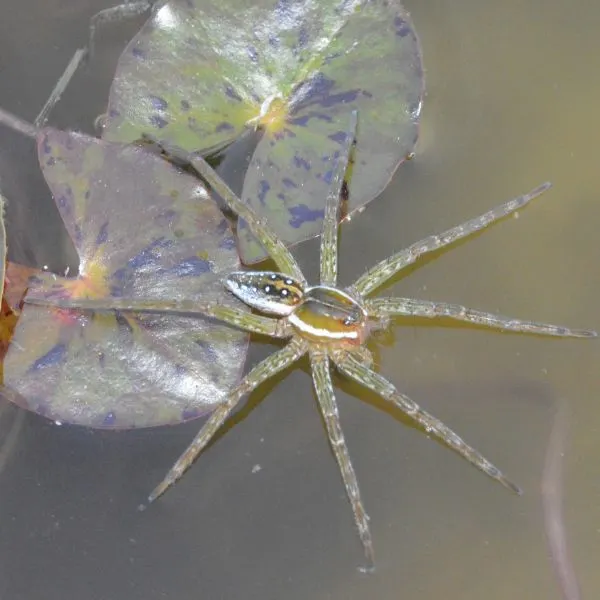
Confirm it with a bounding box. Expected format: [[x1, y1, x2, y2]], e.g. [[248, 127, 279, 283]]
[[229, 272, 369, 346], [30, 112, 596, 570]]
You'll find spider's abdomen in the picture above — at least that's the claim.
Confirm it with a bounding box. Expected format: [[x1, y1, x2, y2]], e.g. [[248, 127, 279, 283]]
[[288, 286, 368, 345], [225, 271, 304, 316]]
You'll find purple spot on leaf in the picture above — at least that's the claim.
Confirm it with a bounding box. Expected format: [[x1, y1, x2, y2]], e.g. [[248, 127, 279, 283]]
[[293, 155, 311, 170], [96, 222, 109, 245], [180, 99, 191, 111], [160, 256, 211, 277], [150, 115, 168, 129], [289, 111, 333, 127], [150, 95, 168, 111], [41, 136, 52, 154], [182, 407, 201, 421], [282, 177, 298, 189], [132, 46, 145, 59], [219, 237, 236, 250], [247, 45, 259, 63], [73, 223, 83, 245], [297, 26, 309, 49], [329, 131, 350, 144], [103, 412, 117, 426], [323, 51, 341, 65], [195, 339, 219, 363], [31, 344, 67, 371], [257, 180, 270, 205], [292, 73, 360, 110], [394, 16, 412, 37], [216, 218, 229, 234], [289, 204, 324, 228], [215, 121, 234, 133], [154, 209, 177, 228], [274, 0, 292, 20], [225, 85, 242, 102], [128, 238, 173, 270]]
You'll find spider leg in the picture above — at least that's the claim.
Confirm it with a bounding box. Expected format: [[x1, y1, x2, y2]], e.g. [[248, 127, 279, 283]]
[[367, 297, 597, 338], [320, 111, 358, 287], [147, 337, 308, 503], [187, 154, 306, 285], [331, 349, 522, 495], [351, 183, 551, 297], [310, 349, 375, 572], [0, 107, 38, 139], [34, 49, 88, 128], [24, 295, 292, 338]]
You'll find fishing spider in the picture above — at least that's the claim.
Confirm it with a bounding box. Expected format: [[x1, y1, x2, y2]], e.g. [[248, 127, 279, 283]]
[[36, 112, 596, 570]]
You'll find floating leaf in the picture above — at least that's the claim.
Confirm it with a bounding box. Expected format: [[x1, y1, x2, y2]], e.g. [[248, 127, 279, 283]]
[[103, 0, 423, 262], [3, 130, 249, 428]]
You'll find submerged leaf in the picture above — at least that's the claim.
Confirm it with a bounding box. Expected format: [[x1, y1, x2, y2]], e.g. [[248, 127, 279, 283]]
[[3, 130, 249, 429], [103, 0, 423, 262]]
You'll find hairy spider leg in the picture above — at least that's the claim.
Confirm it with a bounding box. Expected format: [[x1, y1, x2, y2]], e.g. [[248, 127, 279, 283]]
[[188, 153, 307, 285], [146, 337, 308, 504], [351, 182, 552, 297], [25, 295, 292, 338], [331, 349, 522, 494], [310, 348, 375, 572], [320, 111, 358, 286], [366, 297, 596, 338]]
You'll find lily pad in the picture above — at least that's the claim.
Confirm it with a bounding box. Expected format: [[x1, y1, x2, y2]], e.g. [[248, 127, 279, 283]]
[[3, 129, 249, 429], [102, 0, 423, 263]]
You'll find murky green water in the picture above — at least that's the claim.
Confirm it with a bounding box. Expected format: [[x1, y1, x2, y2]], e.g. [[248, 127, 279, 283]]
[[0, 1, 598, 599]]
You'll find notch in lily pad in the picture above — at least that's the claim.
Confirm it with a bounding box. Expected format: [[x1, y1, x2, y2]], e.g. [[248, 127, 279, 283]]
[[102, 0, 424, 263]]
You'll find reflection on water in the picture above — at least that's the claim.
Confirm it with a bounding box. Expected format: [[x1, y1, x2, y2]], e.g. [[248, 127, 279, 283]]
[[0, 0, 598, 599]]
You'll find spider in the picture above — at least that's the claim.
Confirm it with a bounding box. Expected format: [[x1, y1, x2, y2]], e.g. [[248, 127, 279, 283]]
[[31, 112, 596, 570]]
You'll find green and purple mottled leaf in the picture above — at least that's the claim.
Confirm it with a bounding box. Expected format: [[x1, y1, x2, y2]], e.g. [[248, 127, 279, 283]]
[[3, 129, 249, 429], [103, 0, 423, 263]]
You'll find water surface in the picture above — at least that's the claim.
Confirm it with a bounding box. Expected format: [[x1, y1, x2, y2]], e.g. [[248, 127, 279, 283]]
[[0, 1, 598, 599]]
